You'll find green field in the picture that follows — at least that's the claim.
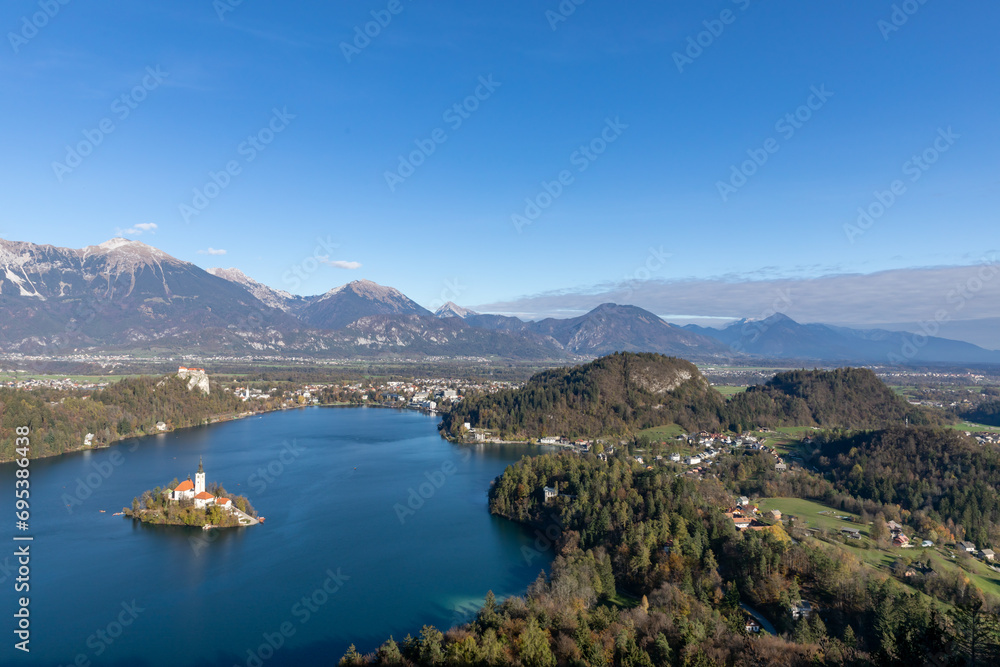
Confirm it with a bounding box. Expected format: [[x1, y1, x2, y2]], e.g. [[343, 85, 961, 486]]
[[761, 498, 1000, 602], [714, 385, 747, 396], [947, 421, 999, 433], [756, 497, 867, 536], [838, 539, 1000, 602], [753, 427, 818, 455], [637, 423, 687, 440]]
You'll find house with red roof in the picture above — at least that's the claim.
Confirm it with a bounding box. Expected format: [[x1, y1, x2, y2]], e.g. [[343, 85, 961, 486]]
[[171, 479, 195, 501], [164, 458, 241, 516], [170, 458, 207, 501], [194, 491, 215, 509]]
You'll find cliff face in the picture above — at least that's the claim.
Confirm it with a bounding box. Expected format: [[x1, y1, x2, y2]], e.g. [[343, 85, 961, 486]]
[[177, 367, 210, 395]]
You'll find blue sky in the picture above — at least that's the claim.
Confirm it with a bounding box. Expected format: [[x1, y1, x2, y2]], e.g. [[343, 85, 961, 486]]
[[1, 0, 998, 317]]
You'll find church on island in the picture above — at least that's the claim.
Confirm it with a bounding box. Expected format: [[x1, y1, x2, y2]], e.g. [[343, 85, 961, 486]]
[[169, 458, 234, 512]]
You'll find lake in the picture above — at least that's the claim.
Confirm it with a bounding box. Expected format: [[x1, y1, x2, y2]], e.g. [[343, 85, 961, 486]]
[[0, 407, 553, 666]]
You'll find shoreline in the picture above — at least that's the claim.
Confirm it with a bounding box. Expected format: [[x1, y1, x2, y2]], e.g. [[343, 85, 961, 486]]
[[0, 401, 452, 465]]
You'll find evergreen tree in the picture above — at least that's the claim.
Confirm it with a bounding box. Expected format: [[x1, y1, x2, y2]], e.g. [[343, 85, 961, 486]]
[[338, 644, 363, 666], [376, 637, 403, 665], [418, 625, 444, 665], [517, 617, 555, 667]]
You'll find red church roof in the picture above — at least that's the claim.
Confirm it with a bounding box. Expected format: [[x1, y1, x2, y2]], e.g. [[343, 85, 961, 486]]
[[215, 497, 231, 505], [194, 491, 214, 500], [174, 480, 194, 492]]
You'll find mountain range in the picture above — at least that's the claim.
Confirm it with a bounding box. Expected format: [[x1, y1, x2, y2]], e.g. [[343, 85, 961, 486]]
[[0, 236, 997, 365], [684, 313, 1000, 364]]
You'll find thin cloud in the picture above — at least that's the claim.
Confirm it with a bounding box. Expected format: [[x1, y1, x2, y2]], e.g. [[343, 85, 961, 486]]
[[474, 260, 1000, 327], [118, 223, 158, 236], [324, 259, 362, 270], [197, 248, 227, 256]]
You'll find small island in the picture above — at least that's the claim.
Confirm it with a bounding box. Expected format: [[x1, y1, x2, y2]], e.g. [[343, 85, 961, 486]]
[[124, 457, 260, 528]]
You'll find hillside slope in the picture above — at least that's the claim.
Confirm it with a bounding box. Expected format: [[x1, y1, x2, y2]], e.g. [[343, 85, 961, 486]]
[[444, 352, 727, 438], [724, 367, 940, 430]]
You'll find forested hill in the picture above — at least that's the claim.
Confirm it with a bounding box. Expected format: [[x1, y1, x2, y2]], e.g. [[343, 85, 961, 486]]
[[0, 375, 269, 461], [446, 356, 945, 439], [442, 352, 726, 438], [724, 367, 941, 431], [812, 426, 1000, 548], [960, 398, 1000, 427]]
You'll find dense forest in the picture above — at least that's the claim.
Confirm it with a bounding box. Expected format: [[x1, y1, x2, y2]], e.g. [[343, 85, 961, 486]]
[[959, 398, 1000, 427], [811, 426, 1000, 549], [344, 452, 998, 665], [444, 355, 943, 439], [724, 368, 941, 431], [0, 374, 276, 461], [443, 353, 726, 439]]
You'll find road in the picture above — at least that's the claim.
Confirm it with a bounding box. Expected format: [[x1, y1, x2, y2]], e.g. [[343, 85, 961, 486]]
[[740, 602, 778, 635]]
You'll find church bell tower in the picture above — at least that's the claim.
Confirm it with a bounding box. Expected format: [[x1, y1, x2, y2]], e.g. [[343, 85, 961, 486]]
[[195, 456, 206, 495]]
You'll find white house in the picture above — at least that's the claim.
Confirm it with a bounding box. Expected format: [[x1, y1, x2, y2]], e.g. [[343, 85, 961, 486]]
[[790, 600, 813, 620], [543, 485, 558, 502], [172, 479, 195, 501], [168, 458, 237, 515]]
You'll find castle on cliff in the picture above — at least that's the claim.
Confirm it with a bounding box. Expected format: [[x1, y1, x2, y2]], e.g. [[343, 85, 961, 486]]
[[177, 366, 210, 394]]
